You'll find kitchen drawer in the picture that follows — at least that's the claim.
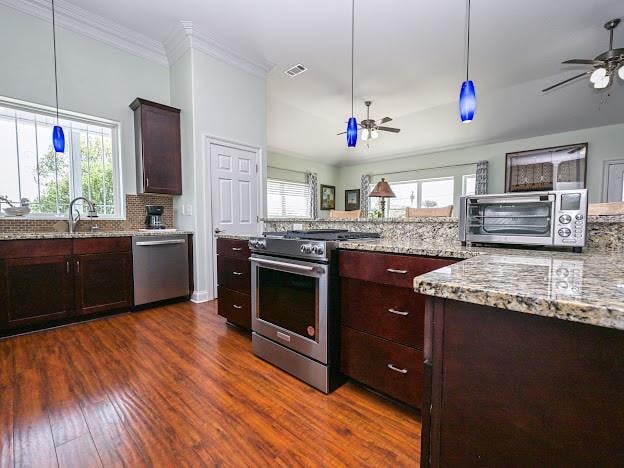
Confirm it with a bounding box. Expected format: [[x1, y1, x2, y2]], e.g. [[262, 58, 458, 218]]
[[73, 237, 131, 254], [341, 278, 425, 349], [340, 250, 456, 288], [218, 287, 251, 330], [217, 238, 250, 261], [341, 326, 423, 408], [217, 256, 251, 294], [0, 239, 72, 259]]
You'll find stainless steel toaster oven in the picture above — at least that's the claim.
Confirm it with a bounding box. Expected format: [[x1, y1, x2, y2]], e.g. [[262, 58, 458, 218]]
[[459, 189, 588, 250]]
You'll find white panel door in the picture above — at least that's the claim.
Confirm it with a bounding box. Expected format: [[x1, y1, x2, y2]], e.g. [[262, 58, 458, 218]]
[[210, 143, 259, 236], [606, 162, 624, 202]]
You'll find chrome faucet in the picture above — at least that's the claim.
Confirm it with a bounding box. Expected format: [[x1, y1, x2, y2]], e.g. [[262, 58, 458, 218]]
[[68, 197, 98, 233]]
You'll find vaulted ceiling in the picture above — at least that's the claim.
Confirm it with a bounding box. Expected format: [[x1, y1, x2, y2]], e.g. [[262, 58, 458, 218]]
[[43, 0, 624, 164]]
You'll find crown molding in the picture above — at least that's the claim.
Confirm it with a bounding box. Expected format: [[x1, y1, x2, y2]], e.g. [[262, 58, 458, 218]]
[[164, 21, 273, 78], [0, 0, 169, 66]]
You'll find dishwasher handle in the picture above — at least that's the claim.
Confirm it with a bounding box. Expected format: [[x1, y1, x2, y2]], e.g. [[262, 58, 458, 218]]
[[135, 239, 186, 246]]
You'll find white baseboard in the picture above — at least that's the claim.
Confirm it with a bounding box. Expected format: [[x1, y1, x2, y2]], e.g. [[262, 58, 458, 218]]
[[191, 290, 213, 303]]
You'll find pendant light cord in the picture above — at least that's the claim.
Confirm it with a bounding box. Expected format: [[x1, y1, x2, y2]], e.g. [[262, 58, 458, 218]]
[[466, 0, 471, 81], [351, 0, 355, 117], [52, 0, 60, 124]]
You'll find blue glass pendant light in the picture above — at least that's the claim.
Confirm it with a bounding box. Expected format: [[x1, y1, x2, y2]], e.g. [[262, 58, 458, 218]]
[[51, 0, 65, 152], [346, 0, 358, 147], [459, 0, 476, 123]]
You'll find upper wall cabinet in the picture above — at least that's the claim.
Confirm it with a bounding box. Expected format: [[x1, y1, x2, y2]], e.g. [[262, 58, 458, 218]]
[[130, 98, 182, 195]]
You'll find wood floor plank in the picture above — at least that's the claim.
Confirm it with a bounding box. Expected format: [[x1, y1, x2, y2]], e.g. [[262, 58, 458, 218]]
[[2, 300, 420, 467], [49, 404, 90, 447], [13, 369, 58, 468], [0, 385, 13, 468], [56, 433, 102, 468]]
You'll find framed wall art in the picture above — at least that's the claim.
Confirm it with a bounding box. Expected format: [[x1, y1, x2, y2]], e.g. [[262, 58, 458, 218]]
[[344, 189, 361, 211], [320, 184, 336, 210], [505, 143, 587, 193]]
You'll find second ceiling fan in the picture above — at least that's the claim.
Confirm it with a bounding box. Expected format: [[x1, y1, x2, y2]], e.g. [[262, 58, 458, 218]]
[[337, 101, 401, 141]]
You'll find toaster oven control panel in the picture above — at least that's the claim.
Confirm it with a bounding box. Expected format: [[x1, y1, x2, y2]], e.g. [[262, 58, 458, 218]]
[[554, 192, 587, 247]]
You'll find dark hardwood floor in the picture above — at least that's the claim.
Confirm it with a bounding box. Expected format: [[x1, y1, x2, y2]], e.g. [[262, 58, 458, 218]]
[[0, 301, 420, 467]]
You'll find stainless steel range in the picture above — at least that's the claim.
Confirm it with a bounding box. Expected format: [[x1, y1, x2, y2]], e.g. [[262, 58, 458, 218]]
[[248, 230, 379, 393]]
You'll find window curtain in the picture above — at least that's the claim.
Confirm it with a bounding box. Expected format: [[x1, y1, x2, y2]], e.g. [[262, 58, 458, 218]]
[[475, 161, 488, 195], [307, 172, 318, 219], [360, 174, 372, 217]]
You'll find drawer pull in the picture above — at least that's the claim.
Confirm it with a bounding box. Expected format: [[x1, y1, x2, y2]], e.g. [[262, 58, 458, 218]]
[[388, 308, 409, 316], [232, 247, 243, 251], [232, 271, 243, 276], [232, 304, 243, 309], [387, 364, 408, 374], [386, 268, 408, 275]]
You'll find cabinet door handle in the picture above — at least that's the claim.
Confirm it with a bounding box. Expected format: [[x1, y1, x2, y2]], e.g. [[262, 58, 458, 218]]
[[387, 364, 408, 374], [76, 260, 80, 274], [66, 261, 70, 274], [388, 308, 409, 316], [232, 247, 243, 251], [386, 268, 408, 275], [232, 304, 243, 309], [232, 271, 243, 276]]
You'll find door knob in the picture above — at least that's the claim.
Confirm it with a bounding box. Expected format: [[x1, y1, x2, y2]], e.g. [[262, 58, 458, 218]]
[[214, 228, 225, 234]]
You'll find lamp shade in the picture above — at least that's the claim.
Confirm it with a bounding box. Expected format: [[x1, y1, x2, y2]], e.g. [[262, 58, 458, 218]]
[[369, 178, 396, 198], [459, 80, 476, 123], [347, 117, 358, 147], [53, 125, 65, 153]]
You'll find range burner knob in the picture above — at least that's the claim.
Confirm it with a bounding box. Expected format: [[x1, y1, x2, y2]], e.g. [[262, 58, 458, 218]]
[[311, 244, 324, 255], [258, 239, 267, 249], [248, 239, 258, 248], [300, 244, 312, 254]]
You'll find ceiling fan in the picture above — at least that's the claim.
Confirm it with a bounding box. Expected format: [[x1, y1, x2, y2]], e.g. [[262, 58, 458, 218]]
[[337, 101, 400, 141], [543, 18, 624, 92]]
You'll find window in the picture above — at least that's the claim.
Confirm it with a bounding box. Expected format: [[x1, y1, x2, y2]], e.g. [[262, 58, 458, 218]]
[[462, 174, 477, 195], [267, 179, 311, 218], [370, 177, 454, 218], [0, 97, 122, 218]]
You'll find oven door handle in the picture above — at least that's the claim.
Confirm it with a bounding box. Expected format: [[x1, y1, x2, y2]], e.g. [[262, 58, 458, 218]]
[[250, 257, 317, 273], [468, 195, 555, 204]]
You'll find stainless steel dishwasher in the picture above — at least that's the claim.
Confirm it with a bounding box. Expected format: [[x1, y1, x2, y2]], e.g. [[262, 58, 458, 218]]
[[132, 235, 190, 306]]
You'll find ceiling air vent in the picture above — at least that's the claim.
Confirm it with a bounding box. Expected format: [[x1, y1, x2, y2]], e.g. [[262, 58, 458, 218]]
[[284, 64, 308, 77]]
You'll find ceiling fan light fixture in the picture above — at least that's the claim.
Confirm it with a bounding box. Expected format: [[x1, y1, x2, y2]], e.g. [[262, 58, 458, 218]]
[[362, 128, 370, 141], [590, 67, 607, 84], [594, 74, 611, 89], [371, 129, 379, 139], [618, 65, 624, 80]]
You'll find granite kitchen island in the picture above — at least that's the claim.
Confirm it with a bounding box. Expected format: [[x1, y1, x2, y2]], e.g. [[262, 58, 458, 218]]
[[412, 249, 624, 467]]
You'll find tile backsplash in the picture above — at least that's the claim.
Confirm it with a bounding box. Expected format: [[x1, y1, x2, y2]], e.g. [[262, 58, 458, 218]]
[[0, 194, 174, 233]]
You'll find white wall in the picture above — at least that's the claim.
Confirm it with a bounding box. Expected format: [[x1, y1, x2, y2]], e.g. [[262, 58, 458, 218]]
[[268, 151, 339, 218], [0, 5, 171, 195], [178, 48, 266, 301], [337, 123, 624, 208]]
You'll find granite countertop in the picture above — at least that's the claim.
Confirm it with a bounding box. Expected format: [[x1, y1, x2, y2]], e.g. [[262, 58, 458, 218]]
[[410, 247, 624, 331], [0, 230, 193, 241], [216, 234, 254, 240]]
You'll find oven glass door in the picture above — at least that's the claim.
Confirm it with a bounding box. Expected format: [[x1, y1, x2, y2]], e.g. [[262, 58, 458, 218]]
[[250, 254, 328, 363], [466, 195, 555, 244]]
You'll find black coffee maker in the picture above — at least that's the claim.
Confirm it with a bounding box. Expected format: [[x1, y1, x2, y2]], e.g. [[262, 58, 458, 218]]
[[145, 205, 165, 229]]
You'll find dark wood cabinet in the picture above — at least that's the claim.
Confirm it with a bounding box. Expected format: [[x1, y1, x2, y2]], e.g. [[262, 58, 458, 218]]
[[2, 255, 74, 329], [216, 238, 251, 331], [0, 237, 134, 334], [75, 252, 133, 316], [339, 249, 457, 408], [130, 98, 182, 195], [422, 298, 624, 467]]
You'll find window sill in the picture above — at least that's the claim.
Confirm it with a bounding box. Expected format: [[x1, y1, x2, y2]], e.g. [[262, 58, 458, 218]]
[[0, 215, 125, 222]]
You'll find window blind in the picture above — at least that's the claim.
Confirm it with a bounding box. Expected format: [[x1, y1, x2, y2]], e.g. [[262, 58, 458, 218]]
[[267, 179, 311, 218]]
